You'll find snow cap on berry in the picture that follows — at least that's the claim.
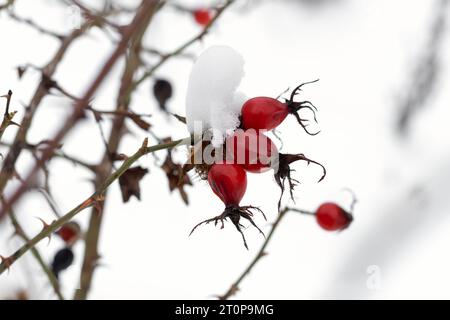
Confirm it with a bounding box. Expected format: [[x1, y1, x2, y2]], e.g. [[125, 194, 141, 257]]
[[186, 45, 246, 147]]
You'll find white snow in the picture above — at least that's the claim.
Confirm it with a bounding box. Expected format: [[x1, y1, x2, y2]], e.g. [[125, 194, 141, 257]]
[[185, 45, 245, 146]]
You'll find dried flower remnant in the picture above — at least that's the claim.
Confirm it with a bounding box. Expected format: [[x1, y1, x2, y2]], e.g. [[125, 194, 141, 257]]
[[118, 166, 149, 202]]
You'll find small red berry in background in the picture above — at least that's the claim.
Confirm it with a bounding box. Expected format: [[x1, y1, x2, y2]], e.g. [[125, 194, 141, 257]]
[[193, 9, 212, 26], [315, 202, 353, 231], [56, 222, 81, 245]]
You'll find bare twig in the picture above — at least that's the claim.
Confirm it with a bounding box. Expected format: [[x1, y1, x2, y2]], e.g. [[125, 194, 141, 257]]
[[0, 22, 91, 213], [74, 0, 161, 300], [0, 137, 190, 276], [0, 90, 17, 142], [396, 0, 449, 134], [219, 207, 289, 300], [0, 0, 15, 11], [8, 10, 64, 40], [0, 141, 96, 171], [128, 0, 236, 98]]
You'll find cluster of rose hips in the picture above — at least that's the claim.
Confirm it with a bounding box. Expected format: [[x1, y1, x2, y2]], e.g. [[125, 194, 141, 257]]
[[51, 222, 80, 280], [186, 81, 356, 249]]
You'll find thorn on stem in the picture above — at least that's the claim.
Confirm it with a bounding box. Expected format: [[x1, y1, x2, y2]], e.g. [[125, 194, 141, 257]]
[[0, 255, 13, 274]]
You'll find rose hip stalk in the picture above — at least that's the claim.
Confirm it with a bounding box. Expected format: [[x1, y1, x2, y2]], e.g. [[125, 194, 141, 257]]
[[241, 80, 320, 135], [189, 163, 266, 249]]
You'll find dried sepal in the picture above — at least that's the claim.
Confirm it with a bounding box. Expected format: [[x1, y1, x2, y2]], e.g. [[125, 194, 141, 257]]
[[275, 153, 326, 210], [285, 79, 321, 136], [118, 166, 149, 202], [189, 205, 266, 250], [161, 152, 192, 205]]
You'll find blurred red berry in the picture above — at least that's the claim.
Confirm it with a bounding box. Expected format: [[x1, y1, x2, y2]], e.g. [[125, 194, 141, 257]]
[[193, 9, 212, 26], [315, 202, 352, 231], [56, 222, 80, 244]]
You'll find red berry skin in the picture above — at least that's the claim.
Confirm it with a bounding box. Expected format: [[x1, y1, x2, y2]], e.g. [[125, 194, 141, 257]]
[[241, 97, 289, 131], [193, 9, 212, 26], [225, 130, 278, 173], [315, 203, 352, 231], [208, 164, 247, 206], [56, 222, 80, 244]]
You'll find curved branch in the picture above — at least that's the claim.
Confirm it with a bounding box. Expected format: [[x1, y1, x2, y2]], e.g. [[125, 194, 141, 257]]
[[8, 208, 64, 300], [219, 207, 289, 300]]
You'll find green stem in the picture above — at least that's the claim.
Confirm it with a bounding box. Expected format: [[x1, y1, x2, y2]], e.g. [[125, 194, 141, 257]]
[[0, 137, 190, 276], [219, 208, 289, 300], [8, 208, 64, 300]]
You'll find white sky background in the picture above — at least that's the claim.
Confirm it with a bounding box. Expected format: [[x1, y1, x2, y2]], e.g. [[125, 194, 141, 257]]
[[0, 0, 450, 299]]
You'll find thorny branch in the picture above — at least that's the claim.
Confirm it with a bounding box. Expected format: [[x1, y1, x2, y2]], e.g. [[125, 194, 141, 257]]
[[0, 137, 190, 276], [75, 0, 161, 300], [219, 207, 313, 300], [128, 0, 236, 97], [7, 207, 64, 300], [0, 0, 238, 299], [0, 90, 18, 143], [0, 21, 92, 219], [0, 0, 161, 221]]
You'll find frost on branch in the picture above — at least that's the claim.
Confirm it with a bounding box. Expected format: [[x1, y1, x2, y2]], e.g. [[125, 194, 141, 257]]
[[185, 45, 246, 146]]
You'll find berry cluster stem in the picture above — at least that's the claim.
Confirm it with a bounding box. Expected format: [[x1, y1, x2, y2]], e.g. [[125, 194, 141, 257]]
[[219, 208, 289, 300]]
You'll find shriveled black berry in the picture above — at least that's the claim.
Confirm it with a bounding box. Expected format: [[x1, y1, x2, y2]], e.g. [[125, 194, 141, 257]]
[[51, 247, 74, 279], [153, 79, 173, 112]]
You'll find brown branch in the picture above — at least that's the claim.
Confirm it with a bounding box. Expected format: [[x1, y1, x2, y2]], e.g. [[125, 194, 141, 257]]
[[0, 90, 17, 142], [0, 22, 91, 215], [127, 0, 236, 99], [0, 0, 161, 221], [0, 137, 190, 276], [0, 141, 96, 172], [8, 10, 64, 40], [74, 0, 161, 300]]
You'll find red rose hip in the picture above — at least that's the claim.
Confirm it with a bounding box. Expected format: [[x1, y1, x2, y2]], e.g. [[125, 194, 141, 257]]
[[207, 163, 247, 206], [241, 97, 288, 131], [241, 80, 320, 135], [193, 9, 212, 26], [315, 202, 352, 231], [225, 130, 278, 173], [56, 222, 81, 245]]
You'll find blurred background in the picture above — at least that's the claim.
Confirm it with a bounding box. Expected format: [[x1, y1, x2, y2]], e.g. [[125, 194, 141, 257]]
[[0, 0, 450, 299]]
